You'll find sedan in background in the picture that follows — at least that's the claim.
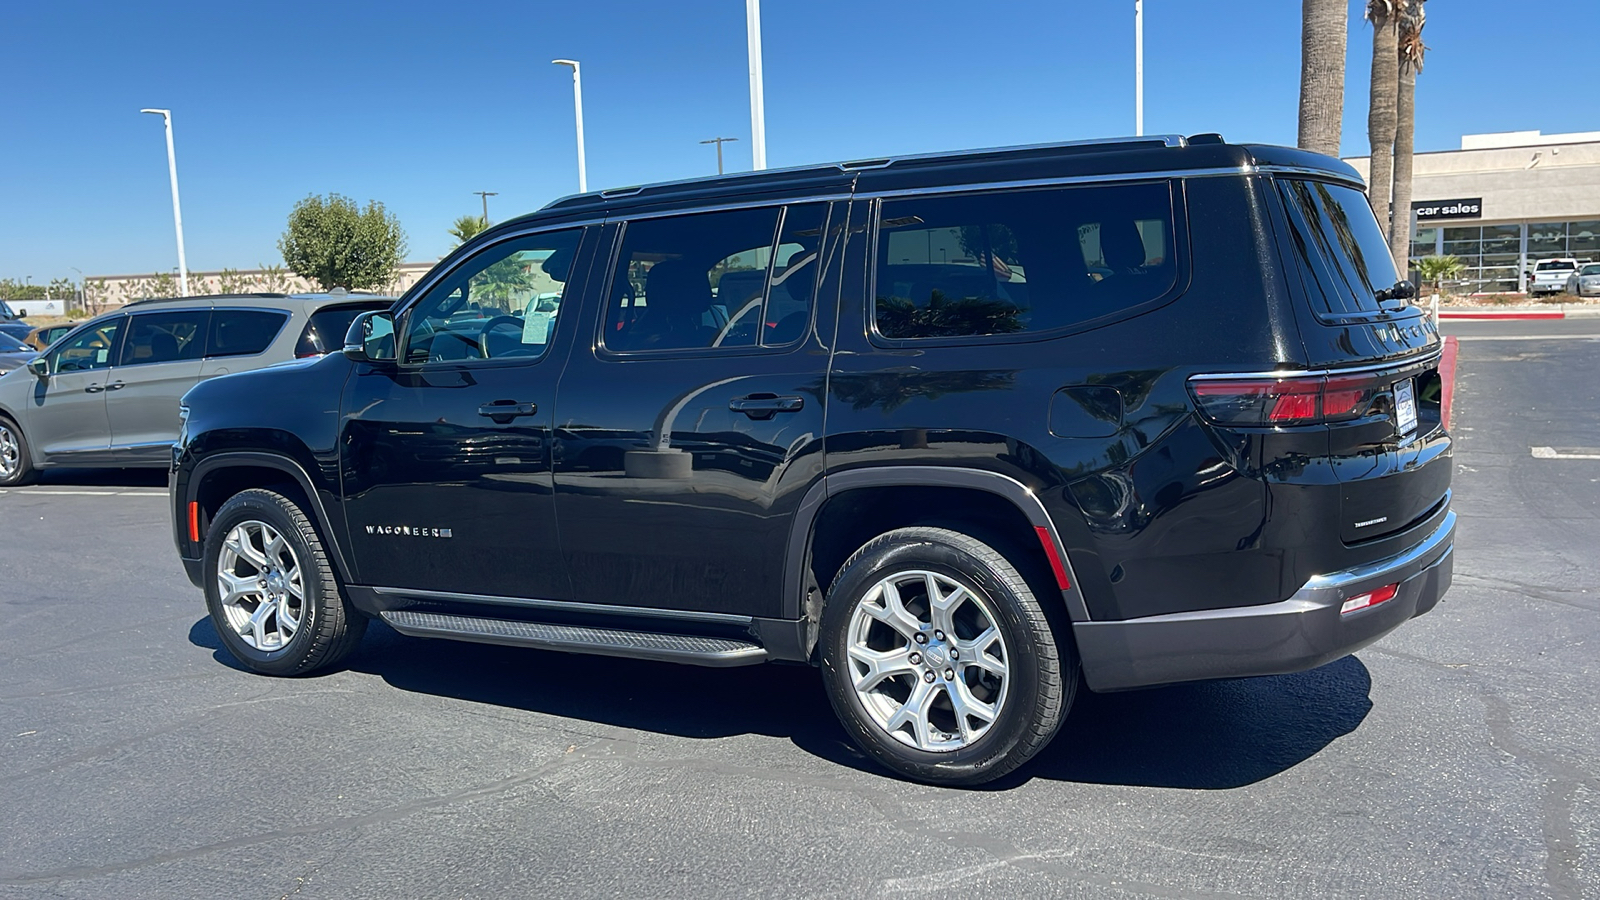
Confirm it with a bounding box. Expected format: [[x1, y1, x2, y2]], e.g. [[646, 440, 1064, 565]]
[[1566, 263, 1600, 298], [0, 332, 35, 373]]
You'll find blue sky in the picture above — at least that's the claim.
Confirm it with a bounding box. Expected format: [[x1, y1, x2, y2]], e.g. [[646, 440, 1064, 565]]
[[3, 0, 1596, 282]]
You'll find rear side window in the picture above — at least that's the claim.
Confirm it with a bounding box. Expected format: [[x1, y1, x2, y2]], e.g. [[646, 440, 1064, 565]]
[[603, 204, 824, 353], [119, 310, 208, 366], [1276, 179, 1400, 317], [206, 310, 287, 358], [297, 303, 389, 357], [872, 182, 1179, 340]]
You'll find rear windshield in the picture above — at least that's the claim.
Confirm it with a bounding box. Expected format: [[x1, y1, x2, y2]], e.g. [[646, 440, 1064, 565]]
[[1276, 179, 1400, 318], [1536, 260, 1577, 271], [296, 302, 390, 357]]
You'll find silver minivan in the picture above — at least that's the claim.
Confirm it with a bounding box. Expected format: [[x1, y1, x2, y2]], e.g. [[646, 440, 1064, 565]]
[[0, 292, 393, 486]]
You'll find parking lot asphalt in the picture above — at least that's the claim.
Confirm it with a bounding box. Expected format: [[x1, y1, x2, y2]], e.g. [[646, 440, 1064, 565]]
[[2, 323, 1598, 899]]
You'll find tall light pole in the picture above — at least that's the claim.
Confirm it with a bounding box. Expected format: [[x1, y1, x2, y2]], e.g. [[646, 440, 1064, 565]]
[[473, 190, 498, 223], [551, 60, 588, 193], [745, 0, 767, 170], [699, 136, 739, 175], [140, 108, 189, 296], [1134, 0, 1144, 136]]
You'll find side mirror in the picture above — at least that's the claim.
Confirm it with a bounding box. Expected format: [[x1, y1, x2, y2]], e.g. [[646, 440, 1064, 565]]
[[14, 309, 26, 318], [27, 358, 50, 380], [343, 311, 397, 363]]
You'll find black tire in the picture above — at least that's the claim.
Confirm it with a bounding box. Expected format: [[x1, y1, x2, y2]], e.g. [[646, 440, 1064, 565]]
[[819, 526, 1076, 786], [0, 416, 38, 487], [203, 488, 366, 676]]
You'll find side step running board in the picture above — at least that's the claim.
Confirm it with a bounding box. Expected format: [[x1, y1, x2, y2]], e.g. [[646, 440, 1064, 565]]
[[380, 610, 768, 668]]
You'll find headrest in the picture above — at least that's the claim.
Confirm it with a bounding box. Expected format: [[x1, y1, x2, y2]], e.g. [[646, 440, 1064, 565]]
[[643, 260, 712, 318], [1100, 222, 1149, 272]]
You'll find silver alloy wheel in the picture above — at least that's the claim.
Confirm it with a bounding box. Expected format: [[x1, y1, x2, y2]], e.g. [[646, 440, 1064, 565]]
[[0, 423, 18, 478], [216, 520, 305, 652], [846, 569, 1010, 752]]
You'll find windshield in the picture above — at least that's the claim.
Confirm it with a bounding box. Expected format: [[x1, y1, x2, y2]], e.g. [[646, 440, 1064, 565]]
[[1536, 261, 1576, 271], [1581, 265, 1600, 276], [0, 332, 29, 352]]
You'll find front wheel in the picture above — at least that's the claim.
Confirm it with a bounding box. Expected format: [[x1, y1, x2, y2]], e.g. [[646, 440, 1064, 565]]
[[203, 488, 366, 676], [820, 526, 1076, 785]]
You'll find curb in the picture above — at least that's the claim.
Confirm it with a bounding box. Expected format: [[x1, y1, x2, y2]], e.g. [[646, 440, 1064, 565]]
[[1439, 335, 1459, 431], [1439, 309, 1564, 320]]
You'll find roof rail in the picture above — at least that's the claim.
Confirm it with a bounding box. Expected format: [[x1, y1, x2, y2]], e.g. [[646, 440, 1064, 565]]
[[839, 134, 1188, 170]]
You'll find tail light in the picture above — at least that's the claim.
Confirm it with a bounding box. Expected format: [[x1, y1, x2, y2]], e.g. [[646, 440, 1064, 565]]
[[1341, 582, 1399, 615], [1188, 373, 1382, 426]]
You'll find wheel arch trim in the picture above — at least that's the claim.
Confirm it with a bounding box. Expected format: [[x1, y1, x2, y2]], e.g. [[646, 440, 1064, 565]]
[[185, 451, 354, 583], [785, 466, 1091, 623]]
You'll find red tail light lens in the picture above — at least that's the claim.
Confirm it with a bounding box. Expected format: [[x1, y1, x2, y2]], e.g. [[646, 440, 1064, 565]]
[[1189, 373, 1383, 426]]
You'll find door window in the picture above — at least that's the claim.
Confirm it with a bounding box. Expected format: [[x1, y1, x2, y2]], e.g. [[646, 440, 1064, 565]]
[[872, 183, 1178, 340], [51, 318, 123, 372], [402, 230, 583, 364], [119, 311, 207, 366], [206, 310, 288, 358], [604, 205, 825, 353]]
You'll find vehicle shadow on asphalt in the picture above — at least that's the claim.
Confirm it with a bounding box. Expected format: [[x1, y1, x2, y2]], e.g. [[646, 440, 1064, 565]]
[[189, 618, 1371, 791], [36, 468, 168, 488]]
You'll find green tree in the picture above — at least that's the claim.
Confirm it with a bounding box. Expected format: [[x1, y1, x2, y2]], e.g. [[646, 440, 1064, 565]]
[[278, 193, 407, 291], [1415, 255, 1465, 296], [448, 214, 489, 247]]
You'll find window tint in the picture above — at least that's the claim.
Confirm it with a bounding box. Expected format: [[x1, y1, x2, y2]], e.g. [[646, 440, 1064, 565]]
[[51, 318, 122, 372], [119, 310, 207, 366], [873, 183, 1178, 340], [297, 302, 391, 358], [206, 310, 287, 358], [403, 230, 582, 364], [1276, 179, 1401, 317], [605, 205, 823, 352]]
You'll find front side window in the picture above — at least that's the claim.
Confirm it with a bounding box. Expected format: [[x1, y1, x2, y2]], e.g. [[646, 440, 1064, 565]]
[[604, 205, 823, 353], [119, 311, 207, 366], [1276, 179, 1401, 317], [402, 230, 583, 364], [51, 318, 123, 372], [873, 182, 1178, 340]]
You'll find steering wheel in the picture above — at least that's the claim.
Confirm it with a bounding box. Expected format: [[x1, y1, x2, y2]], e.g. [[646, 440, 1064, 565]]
[[476, 316, 526, 359]]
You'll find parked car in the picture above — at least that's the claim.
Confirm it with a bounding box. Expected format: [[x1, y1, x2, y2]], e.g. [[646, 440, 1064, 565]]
[[21, 321, 81, 351], [0, 332, 35, 373], [0, 298, 21, 321], [0, 322, 34, 343], [1527, 258, 1583, 295], [171, 135, 1453, 786], [1565, 263, 1600, 298], [0, 292, 393, 486]]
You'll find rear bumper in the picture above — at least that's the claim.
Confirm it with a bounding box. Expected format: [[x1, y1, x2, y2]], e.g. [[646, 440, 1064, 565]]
[[1074, 509, 1455, 691]]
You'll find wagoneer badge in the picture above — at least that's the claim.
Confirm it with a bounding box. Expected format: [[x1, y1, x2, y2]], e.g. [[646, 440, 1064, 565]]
[[366, 525, 453, 538]]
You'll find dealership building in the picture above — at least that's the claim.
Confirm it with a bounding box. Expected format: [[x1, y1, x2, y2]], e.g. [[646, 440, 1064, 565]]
[[1345, 129, 1600, 293]]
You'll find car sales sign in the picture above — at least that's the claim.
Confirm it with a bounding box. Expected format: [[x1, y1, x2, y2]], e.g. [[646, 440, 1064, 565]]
[[1412, 198, 1483, 220]]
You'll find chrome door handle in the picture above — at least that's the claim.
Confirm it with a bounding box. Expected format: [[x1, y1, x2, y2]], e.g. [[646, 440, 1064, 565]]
[[729, 394, 804, 420], [106, 381, 126, 391], [478, 400, 537, 424], [84, 383, 105, 393]]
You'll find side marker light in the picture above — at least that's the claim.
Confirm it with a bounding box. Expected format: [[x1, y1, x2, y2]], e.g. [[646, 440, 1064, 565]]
[[1034, 526, 1071, 590], [188, 501, 200, 543]]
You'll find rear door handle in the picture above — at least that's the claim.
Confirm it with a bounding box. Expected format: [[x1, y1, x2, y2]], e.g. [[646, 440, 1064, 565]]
[[106, 381, 126, 391], [729, 394, 804, 420], [478, 400, 538, 424], [84, 383, 105, 394]]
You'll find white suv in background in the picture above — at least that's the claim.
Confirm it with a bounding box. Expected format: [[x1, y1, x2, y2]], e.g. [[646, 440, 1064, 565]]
[[1527, 258, 1584, 295]]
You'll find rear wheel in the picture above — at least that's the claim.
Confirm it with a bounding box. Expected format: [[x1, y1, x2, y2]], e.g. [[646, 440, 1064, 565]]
[[0, 418, 37, 487], [820, 526, 1075, 785], [203, 488, 366, 676]]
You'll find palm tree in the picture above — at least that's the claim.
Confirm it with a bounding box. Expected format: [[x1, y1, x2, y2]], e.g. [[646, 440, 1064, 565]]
[[1366, 1, 1400, 241], [1415, 254, 1465, 297], [1297, 0, 1348, 156], [1388, 0, 1428, 272], [448, 215, 489, 247]]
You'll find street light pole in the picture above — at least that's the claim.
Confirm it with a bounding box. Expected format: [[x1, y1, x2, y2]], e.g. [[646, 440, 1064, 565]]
[[745, 0, 767, 170], [140, 108, 189, 296], [1134, 0, 1144, 136], [473, 190, 498, 223], [551, 60, 588, 193], [699, 136, 739, 175]]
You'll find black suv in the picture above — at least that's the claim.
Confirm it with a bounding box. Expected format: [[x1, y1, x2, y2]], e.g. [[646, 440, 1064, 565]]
[[173, 135, 1454, 785]]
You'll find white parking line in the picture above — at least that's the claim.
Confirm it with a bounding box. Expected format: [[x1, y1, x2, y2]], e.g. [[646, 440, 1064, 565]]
[[1451, 334, 1600, 341], [0, 489, 166, 496], [1531, 446, 1600, 460]]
